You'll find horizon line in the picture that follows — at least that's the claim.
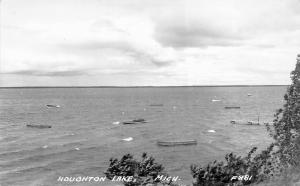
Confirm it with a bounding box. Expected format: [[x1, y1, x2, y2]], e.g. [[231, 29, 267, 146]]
[[0, 85, 289, 89]]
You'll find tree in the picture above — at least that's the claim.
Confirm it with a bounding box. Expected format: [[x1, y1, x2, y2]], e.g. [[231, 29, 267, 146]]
[[269, 54, 300, 167], [105, 153, 169, 186]]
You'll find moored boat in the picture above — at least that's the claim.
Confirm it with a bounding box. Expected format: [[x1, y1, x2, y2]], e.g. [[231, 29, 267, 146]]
[[123, 121, 137, 125], [132, 118, 146, 122], [157, 140, 197, 146], [230, 120, 273, 126], [231, 120, 258, 125], [46, 104, 60, 108], [225, 106, 241, 109], [26, 124, 52, 129], [123, 118, 147, 125]]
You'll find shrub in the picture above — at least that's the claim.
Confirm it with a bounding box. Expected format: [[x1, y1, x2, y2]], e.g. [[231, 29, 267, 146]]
[[268, 54, 300, 167], [190, 145, 277, 186], [105, 153, 170, 186]]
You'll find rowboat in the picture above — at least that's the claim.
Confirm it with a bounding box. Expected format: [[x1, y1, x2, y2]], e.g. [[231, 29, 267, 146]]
[[230, 120, 272, 126], [46, 104, 60, 108], [225, 106, 241, 109], [123, 121, 137, 125], [132, 118, 146, 122], [26, 124, 52, 129], [123, 118, 147, 125], [157, 140, 197, 146], [231, 120, 258, 125]]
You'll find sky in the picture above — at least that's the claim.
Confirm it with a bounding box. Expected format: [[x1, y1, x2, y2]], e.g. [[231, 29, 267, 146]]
[[1, 0, 300, 86]]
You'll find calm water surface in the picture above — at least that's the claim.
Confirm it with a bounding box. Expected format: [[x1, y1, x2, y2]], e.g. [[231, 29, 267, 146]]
[[0, 86, 287, 185]]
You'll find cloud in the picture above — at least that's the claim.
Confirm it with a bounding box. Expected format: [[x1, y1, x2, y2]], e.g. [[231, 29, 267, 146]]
[[2, 69, 88, 77], [152, 0, 300, 48], [58, 40, 175, 68], [58, 33, 177, 68], [155, 22, 243, 48], [1, 0, 300, 86], [149, 0, 244, 48], [59, 40, 133, 52]]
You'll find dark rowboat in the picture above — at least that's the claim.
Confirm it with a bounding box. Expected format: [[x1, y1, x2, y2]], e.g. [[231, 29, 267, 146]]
[[26, 124, 52, 129], [230, 120, 272, 126], [123, 121, 137, 125], [123, 118, 147, 125], [157, 140, 197, 146], [132, 118, 146, 122], [46, 104, 60, 108], [231, 120, 259, 125], [225, 106, 240, 109]]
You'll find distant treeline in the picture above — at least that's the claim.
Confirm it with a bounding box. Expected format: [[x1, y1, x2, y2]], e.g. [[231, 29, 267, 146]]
[[0, 85, 288, 89]]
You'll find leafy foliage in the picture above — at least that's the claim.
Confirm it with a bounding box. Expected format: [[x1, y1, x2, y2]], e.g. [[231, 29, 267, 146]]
[[268, 54, 300, 167], [191, 145, 278, 186], [105, 153, 169, 186]]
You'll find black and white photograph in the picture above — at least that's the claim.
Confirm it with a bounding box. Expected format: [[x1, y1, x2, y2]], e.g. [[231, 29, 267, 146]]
[[1, 0, 300, 185]]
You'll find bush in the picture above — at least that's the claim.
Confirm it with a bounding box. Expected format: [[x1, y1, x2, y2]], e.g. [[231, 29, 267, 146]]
[[190, 145, 278, 186], [105, 153, 170, 186], [267, 54, 300, 167]]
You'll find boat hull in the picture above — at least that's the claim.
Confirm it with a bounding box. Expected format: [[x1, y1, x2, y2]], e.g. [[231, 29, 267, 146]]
[[26, 124, 52, 129], [46, 104, 60, 108], [157, 140, 197, 146], [123, 118, 147, 125], [225, 106, 241, 109], [230, 120, 272, 126]]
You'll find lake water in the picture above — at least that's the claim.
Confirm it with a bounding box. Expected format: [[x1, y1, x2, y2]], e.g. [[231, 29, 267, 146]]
[[0, 86, 287, 185]]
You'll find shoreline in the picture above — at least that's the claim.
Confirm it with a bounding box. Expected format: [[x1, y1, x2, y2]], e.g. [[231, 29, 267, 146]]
[[0, 85, 288, 89]]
